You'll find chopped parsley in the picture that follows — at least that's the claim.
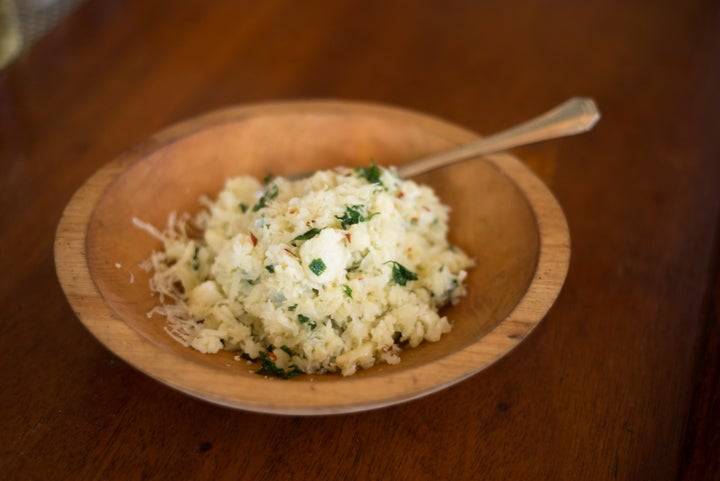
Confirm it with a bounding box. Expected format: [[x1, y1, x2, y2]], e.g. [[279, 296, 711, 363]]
[[298, 314, 317, 330], [263, 173, 275, 185], [292, 228, 321, 243], [239, 202, 248, 213], [265, 265, 275, 273], [355, 160, 383, 184], [256, 351, 302, 379], [252, 184, 279, 212], [309, 258, 326, 276], [342, 284, 353, 298], [392, 331, 403, 343], [336, 205, 366, 229], [287, 304, 298, 311], [280, 345, 294, 356], [191, 246, 200, 271], [385, 261, 418, 286]]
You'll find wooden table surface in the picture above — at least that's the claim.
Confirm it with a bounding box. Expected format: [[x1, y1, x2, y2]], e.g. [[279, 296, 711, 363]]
[[2, 0, 719, 479]]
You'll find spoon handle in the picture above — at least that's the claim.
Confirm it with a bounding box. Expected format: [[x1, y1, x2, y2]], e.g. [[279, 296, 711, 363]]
[[397, 97, 600, 178]]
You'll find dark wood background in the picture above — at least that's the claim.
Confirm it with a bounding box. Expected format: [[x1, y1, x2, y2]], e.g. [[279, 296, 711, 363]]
[[1, 0, 718, 479]]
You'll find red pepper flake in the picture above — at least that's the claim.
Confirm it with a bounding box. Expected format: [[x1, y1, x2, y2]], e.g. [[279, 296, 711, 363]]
[[267, 351, 277, 361], [397, 191, 405, 199], [411, 217, 419, 223], [345, 233, 352, 242], [250, 232, 258, 246], [422, 206, 431, 212], [284, 248, 297, 257], [289, 208, 298, 214]]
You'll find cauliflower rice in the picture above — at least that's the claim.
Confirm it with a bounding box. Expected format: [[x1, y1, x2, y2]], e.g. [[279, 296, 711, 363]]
[[139, 163, 473, 376]]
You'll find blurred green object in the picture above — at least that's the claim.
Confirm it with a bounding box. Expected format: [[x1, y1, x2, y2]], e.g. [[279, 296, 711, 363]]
[[0, 0, 22, 68]]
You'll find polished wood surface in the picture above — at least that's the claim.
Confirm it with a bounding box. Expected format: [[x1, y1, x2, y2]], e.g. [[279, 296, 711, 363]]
[[2, 0, 719, 479]]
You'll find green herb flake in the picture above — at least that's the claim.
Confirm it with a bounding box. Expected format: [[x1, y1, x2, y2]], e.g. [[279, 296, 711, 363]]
[[252, 184, 279, 212], [385, 261, 418, 286], [336, 205, 367, 229], [192, 246, 200, 271], [287, 304, 298, 311], [292, 228, 321, 243], [298, 314, 317, 330], [239, 202, 248, 213], [309, 258, 327, 276], [256, 351, 302, 379], [342, 284, 353, 298], [280, 345, 294, 356], [265, 265, 275, 273], [252, 198, 267, 212], [263, 173, 275, 185], [355, 160, 383, 184]]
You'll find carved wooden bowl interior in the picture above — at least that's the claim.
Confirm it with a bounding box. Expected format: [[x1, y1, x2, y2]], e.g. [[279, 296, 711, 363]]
[[55, 101, 569, 415]]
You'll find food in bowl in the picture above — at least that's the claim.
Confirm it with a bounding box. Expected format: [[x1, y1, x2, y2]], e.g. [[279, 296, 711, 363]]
[[137, 163, 473, 376]]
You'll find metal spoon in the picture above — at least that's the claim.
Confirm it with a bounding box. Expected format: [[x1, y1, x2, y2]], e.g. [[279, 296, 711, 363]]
[[396, 97, 600, 178], [292, 97, 599, 180]]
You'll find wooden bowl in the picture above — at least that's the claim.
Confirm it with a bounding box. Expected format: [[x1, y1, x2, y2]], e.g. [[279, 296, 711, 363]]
[[55, 100, 569, 415]]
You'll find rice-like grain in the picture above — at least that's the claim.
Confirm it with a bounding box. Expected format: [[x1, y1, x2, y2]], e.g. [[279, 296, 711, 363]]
[[141, 164, 473, 376]]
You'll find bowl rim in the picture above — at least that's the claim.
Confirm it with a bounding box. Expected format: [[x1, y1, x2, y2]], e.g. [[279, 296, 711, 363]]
[[54, 100, 570, 415]]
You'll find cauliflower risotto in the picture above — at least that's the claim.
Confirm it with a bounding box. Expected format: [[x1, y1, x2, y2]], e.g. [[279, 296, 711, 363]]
[[137, 163, 473, 377]]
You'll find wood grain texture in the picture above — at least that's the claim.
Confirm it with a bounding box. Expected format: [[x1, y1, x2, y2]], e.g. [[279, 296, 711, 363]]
[[1, 0, 719, 479]]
